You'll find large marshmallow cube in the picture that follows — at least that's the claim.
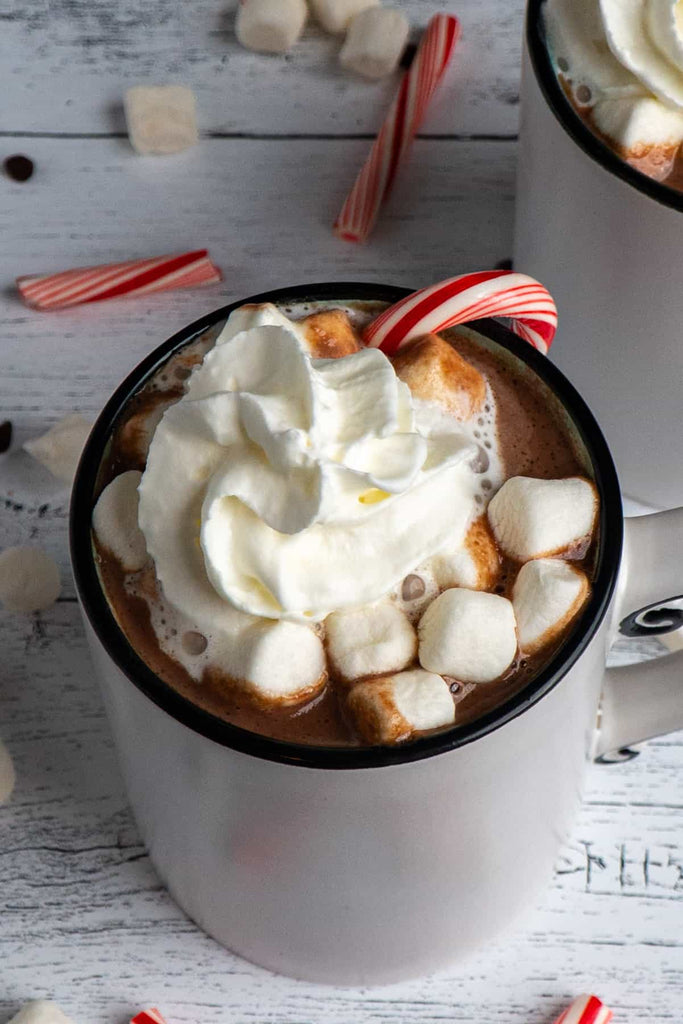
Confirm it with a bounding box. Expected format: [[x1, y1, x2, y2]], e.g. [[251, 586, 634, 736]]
[[0, 738, 16, 805], [8, 1002, 76, 1024], [125, 86, 198, 155], [236, 0, 308, 54], [92, 470, 148, 572], [418, 588, 517, 683], [431, 517, 500, 591], [230, 619, 327, 704], [340, 8, 411, 79], [592, 97, 683, 152], [0, 546, 61, 613], [325, 600, 416, 684], [23, 413, 91, 483], [311, 0, 379, 34], [392, 334, 486, 422], [488, 476, 598, 562], [513, 558, 590, 653], [348, 669, 455, 744]]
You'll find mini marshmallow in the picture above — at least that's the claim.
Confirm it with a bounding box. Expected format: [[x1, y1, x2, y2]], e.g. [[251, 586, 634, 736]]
[[0, 738, 16, 805], [217, 618, 327, 704], [124, 85, 198, 155], [300, 308, 362, 359], [92, 470, 148, 572], [325, 600, 416, 684], [310, 0, 379, 34], [513, 558, 590, 653], [0, 547, 61, 613], [340, 8, 411, 79], [7, 1001, 76, 1024], [236, 0, 308, 54], [431, 516, 500, 591], [488, 476, 598, 562], [418, 588, 517, 684], [347, 669, 455, 744], [391, 334, 486, 421], [23, 414, 91, 484]]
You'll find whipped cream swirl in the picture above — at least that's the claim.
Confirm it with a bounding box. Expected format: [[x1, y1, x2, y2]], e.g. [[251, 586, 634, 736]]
[[138, 305, 488, 623]]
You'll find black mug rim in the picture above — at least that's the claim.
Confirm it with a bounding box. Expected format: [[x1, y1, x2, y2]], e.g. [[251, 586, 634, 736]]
[[70, 282, 623, 770], [526, 0, 683, 214]]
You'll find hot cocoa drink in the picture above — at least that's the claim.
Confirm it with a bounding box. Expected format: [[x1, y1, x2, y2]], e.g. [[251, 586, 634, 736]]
[[544, 0, 683, 191], [91, 298, 599, 747]]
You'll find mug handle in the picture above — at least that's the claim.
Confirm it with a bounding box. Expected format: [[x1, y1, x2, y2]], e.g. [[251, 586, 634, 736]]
[[596, 508, 683, 759]]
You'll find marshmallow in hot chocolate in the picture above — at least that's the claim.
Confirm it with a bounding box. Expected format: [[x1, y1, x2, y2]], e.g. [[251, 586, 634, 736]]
[[92, 300, 600, 747], [544, 0, 683, 187]]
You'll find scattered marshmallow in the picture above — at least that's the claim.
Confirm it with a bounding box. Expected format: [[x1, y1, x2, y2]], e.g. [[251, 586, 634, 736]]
[[236, 0, 308, 54], [7, 1001, 76, 1024], [0, 547, 61, 613], [418, 588, 517, 684], [325, 600, 416, 684], [300, 308, 362, 359], [92, 470, 148, 572], [340, 7, 411, 79], [310, 0, 379, 34], [391, 334, 486, 421], [431, 516, 500, 591], [347, 669, 455, 744], [513, 558, 590, 653], [228, 619, 327, 704], [124, 85, 198, 156], [0, 738, 16, 805], [487, 476, 598, 562], [23, 414, 91, 484]]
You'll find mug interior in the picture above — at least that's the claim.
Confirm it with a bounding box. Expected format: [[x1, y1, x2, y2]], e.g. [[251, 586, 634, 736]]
[[526, 0, 683, 214], [70, 282, 623, 769]]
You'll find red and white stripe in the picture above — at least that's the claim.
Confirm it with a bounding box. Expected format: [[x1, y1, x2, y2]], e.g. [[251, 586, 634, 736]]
[[363, 270, 558, 354], [130, 1009, 169, 1024], [334, 13, 460, 244], [553, 994, 613, 1024], [17, 249, 222, 311]]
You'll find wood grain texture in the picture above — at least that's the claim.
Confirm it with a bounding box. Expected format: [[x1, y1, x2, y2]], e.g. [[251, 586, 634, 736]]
[[0, 0, 523, 137]]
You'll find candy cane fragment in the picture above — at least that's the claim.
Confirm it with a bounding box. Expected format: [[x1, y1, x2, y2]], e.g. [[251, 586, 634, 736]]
[[131, 1010, 169, 1024], [17, 250, 221, 311], [363, 270, 558, 354], [334, 13, 460, 243], [553, 993, 613, 1024]]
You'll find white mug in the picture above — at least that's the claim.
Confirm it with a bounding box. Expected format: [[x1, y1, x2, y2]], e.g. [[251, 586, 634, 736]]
[[514, 0, 683, 511], [71, 284, 683, 985]]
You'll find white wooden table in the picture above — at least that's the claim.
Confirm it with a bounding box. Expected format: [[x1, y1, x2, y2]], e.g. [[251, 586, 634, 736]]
[[1, 2, 682, 1021]]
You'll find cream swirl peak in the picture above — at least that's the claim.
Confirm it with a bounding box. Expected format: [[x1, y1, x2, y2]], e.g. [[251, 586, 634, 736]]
[[138, 305, 498, 623]]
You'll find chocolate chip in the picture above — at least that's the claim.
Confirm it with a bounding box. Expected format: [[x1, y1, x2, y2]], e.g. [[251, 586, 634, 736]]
[[182, 630, 208, 656], [495, 258, 513, 271], [0, 421, 12, 453], [402, 574, 426, 601], [4, 155, 34, 182], [400, 41, 418, 70]]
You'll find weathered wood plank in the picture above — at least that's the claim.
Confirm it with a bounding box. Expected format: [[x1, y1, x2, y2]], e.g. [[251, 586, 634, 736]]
[[0, 0, 524, 137]]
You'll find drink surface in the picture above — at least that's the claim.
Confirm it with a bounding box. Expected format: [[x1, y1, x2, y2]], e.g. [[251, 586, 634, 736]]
[[543, 0, 683, 194], [93, 299, 596, 747]]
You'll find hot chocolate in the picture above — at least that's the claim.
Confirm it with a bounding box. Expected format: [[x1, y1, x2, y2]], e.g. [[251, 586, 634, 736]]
[[91, 298, 598, 747], [544, 0, 683, 191]]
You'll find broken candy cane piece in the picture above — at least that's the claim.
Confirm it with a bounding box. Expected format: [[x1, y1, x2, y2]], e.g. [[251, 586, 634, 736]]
[[131, 1011, 170, 1024], [17, 250, 221, 310]]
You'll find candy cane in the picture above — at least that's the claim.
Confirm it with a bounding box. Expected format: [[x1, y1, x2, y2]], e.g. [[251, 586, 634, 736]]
[[363, 270, 558, 354], [553, 994, 613, 1024], [131, 1010, 169, 1024], [17, 249, 221, 311], [334, 13, 460, 244]]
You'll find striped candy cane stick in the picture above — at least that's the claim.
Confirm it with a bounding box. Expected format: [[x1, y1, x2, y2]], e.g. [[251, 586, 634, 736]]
[[363, 270, 558, 354], [334, 13, 460, 243], [131, 1010, 169, 1024], [553, 994, 613, 1024], [17, 249, 221, 311]]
